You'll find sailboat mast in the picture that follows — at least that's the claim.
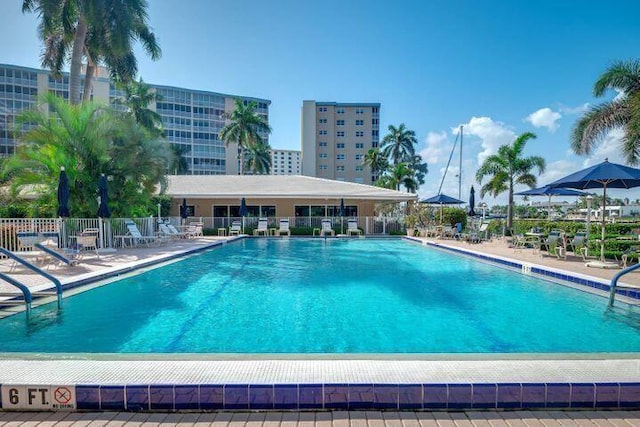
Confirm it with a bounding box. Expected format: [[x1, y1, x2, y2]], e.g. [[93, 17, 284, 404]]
[[458, 125, 463, 201]]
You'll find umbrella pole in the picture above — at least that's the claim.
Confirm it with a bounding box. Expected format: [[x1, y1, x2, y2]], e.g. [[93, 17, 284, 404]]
[[601, 185, 607, 262], [548, 195, 552, 220]]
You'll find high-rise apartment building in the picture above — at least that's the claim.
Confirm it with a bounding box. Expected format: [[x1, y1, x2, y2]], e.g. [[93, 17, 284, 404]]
[[301, 100, 380, 184], [270, 149, 301, 175], [0, 63, 270, 175]]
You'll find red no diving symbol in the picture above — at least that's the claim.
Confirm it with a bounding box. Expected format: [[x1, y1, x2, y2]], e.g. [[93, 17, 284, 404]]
[[54, 387, 72, 404]]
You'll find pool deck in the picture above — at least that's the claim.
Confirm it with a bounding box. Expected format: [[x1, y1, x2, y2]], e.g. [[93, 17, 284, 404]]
[[0, 235, 640, 414]]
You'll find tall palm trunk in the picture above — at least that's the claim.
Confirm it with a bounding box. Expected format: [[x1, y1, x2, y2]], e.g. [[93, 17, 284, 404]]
[[82, 58, 96, 102], [238, 146, 244, 175], [507, 181, 514, 231], [69, 17, 88, 104]]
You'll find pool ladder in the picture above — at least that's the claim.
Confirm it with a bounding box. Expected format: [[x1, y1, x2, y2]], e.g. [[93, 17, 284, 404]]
[[608, 262, 640, 307], [0, 247, 63, 316]]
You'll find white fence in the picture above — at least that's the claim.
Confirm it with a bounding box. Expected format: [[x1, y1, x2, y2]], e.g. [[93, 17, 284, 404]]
[[0, 216, 406, 252]]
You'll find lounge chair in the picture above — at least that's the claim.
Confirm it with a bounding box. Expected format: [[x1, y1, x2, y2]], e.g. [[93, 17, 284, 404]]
[[543, 231, 566, 259], [568, 232, 587, 256], [16, 231, 78, 267], [253, 218, 269, 236], [276, 218, 290, 236], [320, 219, 335, 237], [116, 220, 158, 247], [163, 223, 189, 239], [229, 221, 242, 236], [347, 219, 363, 237], [187, 222, 204, 238]]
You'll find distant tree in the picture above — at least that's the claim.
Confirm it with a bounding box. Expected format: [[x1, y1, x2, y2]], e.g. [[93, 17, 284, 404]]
[[363, 148, 388, 179], [476, 132, 546, 231], [244, 141, 272, 174], [115, 78, 163, 135], [377, 162, 418, 192], [380, 123, 417, 164], [571, 59, 640, 164], [408, 154, 428, 186], [168, 144, 190, 175], [220, 99, 271, 175]]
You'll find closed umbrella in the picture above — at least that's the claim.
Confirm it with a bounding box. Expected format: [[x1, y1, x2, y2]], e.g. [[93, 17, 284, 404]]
[[180, 198, 189, 224], [97, 174, 111, 251], [546, 158, 640, 267], [468, 186, 476, 216], [57, 167, 70, 218], [420, 193, 465, 223], [339, 198, 345, 234], [515, 185, 587, 220], [239, 197, 248, 234]]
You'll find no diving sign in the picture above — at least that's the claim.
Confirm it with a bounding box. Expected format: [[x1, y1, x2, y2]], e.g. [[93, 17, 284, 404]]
[[1, 385, 76, 410]]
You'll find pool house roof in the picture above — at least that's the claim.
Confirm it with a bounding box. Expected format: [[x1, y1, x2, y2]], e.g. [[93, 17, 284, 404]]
[[165, 175, 416, 202]]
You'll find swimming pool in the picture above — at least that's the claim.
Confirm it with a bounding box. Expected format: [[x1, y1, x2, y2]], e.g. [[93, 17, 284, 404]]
[[0, 238, 639, 353]]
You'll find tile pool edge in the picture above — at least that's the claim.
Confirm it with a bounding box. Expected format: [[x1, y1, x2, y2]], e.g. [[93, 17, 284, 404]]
[[405, 237, 640, 303]]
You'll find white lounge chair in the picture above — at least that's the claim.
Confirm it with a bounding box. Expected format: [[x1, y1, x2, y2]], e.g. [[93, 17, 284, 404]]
[[277, 218, 290, 236], [253, 218, 269, 236], [75, 228, 100, 257], [320, 219, 335, 237], [229, 221, 242, 236], [163, 223, 189, 239], [116, 220, 158, 247], [347, 219, 363, 237]]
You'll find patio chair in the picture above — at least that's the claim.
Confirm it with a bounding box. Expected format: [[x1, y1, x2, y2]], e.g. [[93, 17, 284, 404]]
[[116, 220, 158, 248], [543, 231, 566, 259], [35, 232, 79, 266], [229, 221, 242, 236], [320, 218, 335, 236], [276, 218, 291, 236], [347, 219, 363, 237], [568, 232, 587, 256], [253, 218, 269, 236], [188, 222, 204, 238], [75, 228, 100, 257], [511, 234, 526, 252], [165, 223, 190, 239]]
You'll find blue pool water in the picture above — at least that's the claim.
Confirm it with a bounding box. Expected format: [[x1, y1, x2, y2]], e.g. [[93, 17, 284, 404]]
[[0, 238, 639, 353]]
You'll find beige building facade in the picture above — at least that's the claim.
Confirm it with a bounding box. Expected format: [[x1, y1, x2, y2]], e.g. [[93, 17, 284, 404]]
[[301, 100, 380, 185], [271, 149, 301, 175]]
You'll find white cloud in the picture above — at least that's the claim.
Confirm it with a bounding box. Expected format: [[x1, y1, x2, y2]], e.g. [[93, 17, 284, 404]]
[[456, 116, 516, 165], [614, 89, 625, 102], [559, 103, 589, 115], [525, 107, 562, 132], [419, 131, 448, 164], [582, 128, 626, 167], [537, 160, 580, 186]]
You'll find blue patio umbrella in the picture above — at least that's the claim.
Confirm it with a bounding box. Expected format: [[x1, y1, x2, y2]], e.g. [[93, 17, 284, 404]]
[[239, 197, 248, 234], [339, 198, 345, 234], [56, 167, 70, 218], [420, 193, 465, 223], [515, 185, 587, 220], [546, 158, 640, 263], [468, 186, 476, 217], [97, 174, 110, 219], [180, 198, 189, 223]]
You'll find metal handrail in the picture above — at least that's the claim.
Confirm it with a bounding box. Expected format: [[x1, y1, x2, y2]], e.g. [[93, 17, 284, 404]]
[[0, 272, 32, 315], [0, 247, 63, 310], [608, 262, 640, 307]]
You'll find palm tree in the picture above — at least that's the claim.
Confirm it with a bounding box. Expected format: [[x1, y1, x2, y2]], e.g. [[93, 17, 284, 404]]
[[169, 144, 190, 175], [376, 162, 417, 192], [220, 99, 271, 175], [115, 78, 163, 135], [244, 141, 272, 174], [380, 124, 417, 165], [408, 154, 428, 186], [2, 93, 170, 217], [475, 132, 546, 231], [23, 0, 160, 104], [571, 59, 640, 164], [362, 148, 388, 180]]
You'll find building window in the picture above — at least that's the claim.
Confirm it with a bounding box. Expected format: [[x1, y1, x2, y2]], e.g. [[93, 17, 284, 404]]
[[355, 120, 364, 126], [337, 131, 345, 137], [355, 108, 364, 114], [355, 143, 364, 149], [372, 130, 379, 137], [355, 165, 364, 171], [356, 131, 364, 137], [336, 143, 345, 149], [319, 165, 328, 170], [372, 118, 379, 125], [319, 118, 327, 124], [337, 154, 345, 161], [337, 165, 345, 172], [319, 141, 327, 147], [336, 108, 345, 114], [319, 130, 327, 135], [372, 140, 378, 148], [372, 107, 379, 114], [318, 107, 327, 112], [355, 154, 363, 161], [336, 119, 345, 126], [319, 153, 328, 158]]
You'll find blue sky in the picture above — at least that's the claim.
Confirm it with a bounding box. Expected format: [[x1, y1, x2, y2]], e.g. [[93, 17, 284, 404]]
[[1, 0, 639, 205]]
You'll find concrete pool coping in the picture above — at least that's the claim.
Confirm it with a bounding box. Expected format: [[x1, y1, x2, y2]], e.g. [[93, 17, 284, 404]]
[[1, 235, 639, 411]]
